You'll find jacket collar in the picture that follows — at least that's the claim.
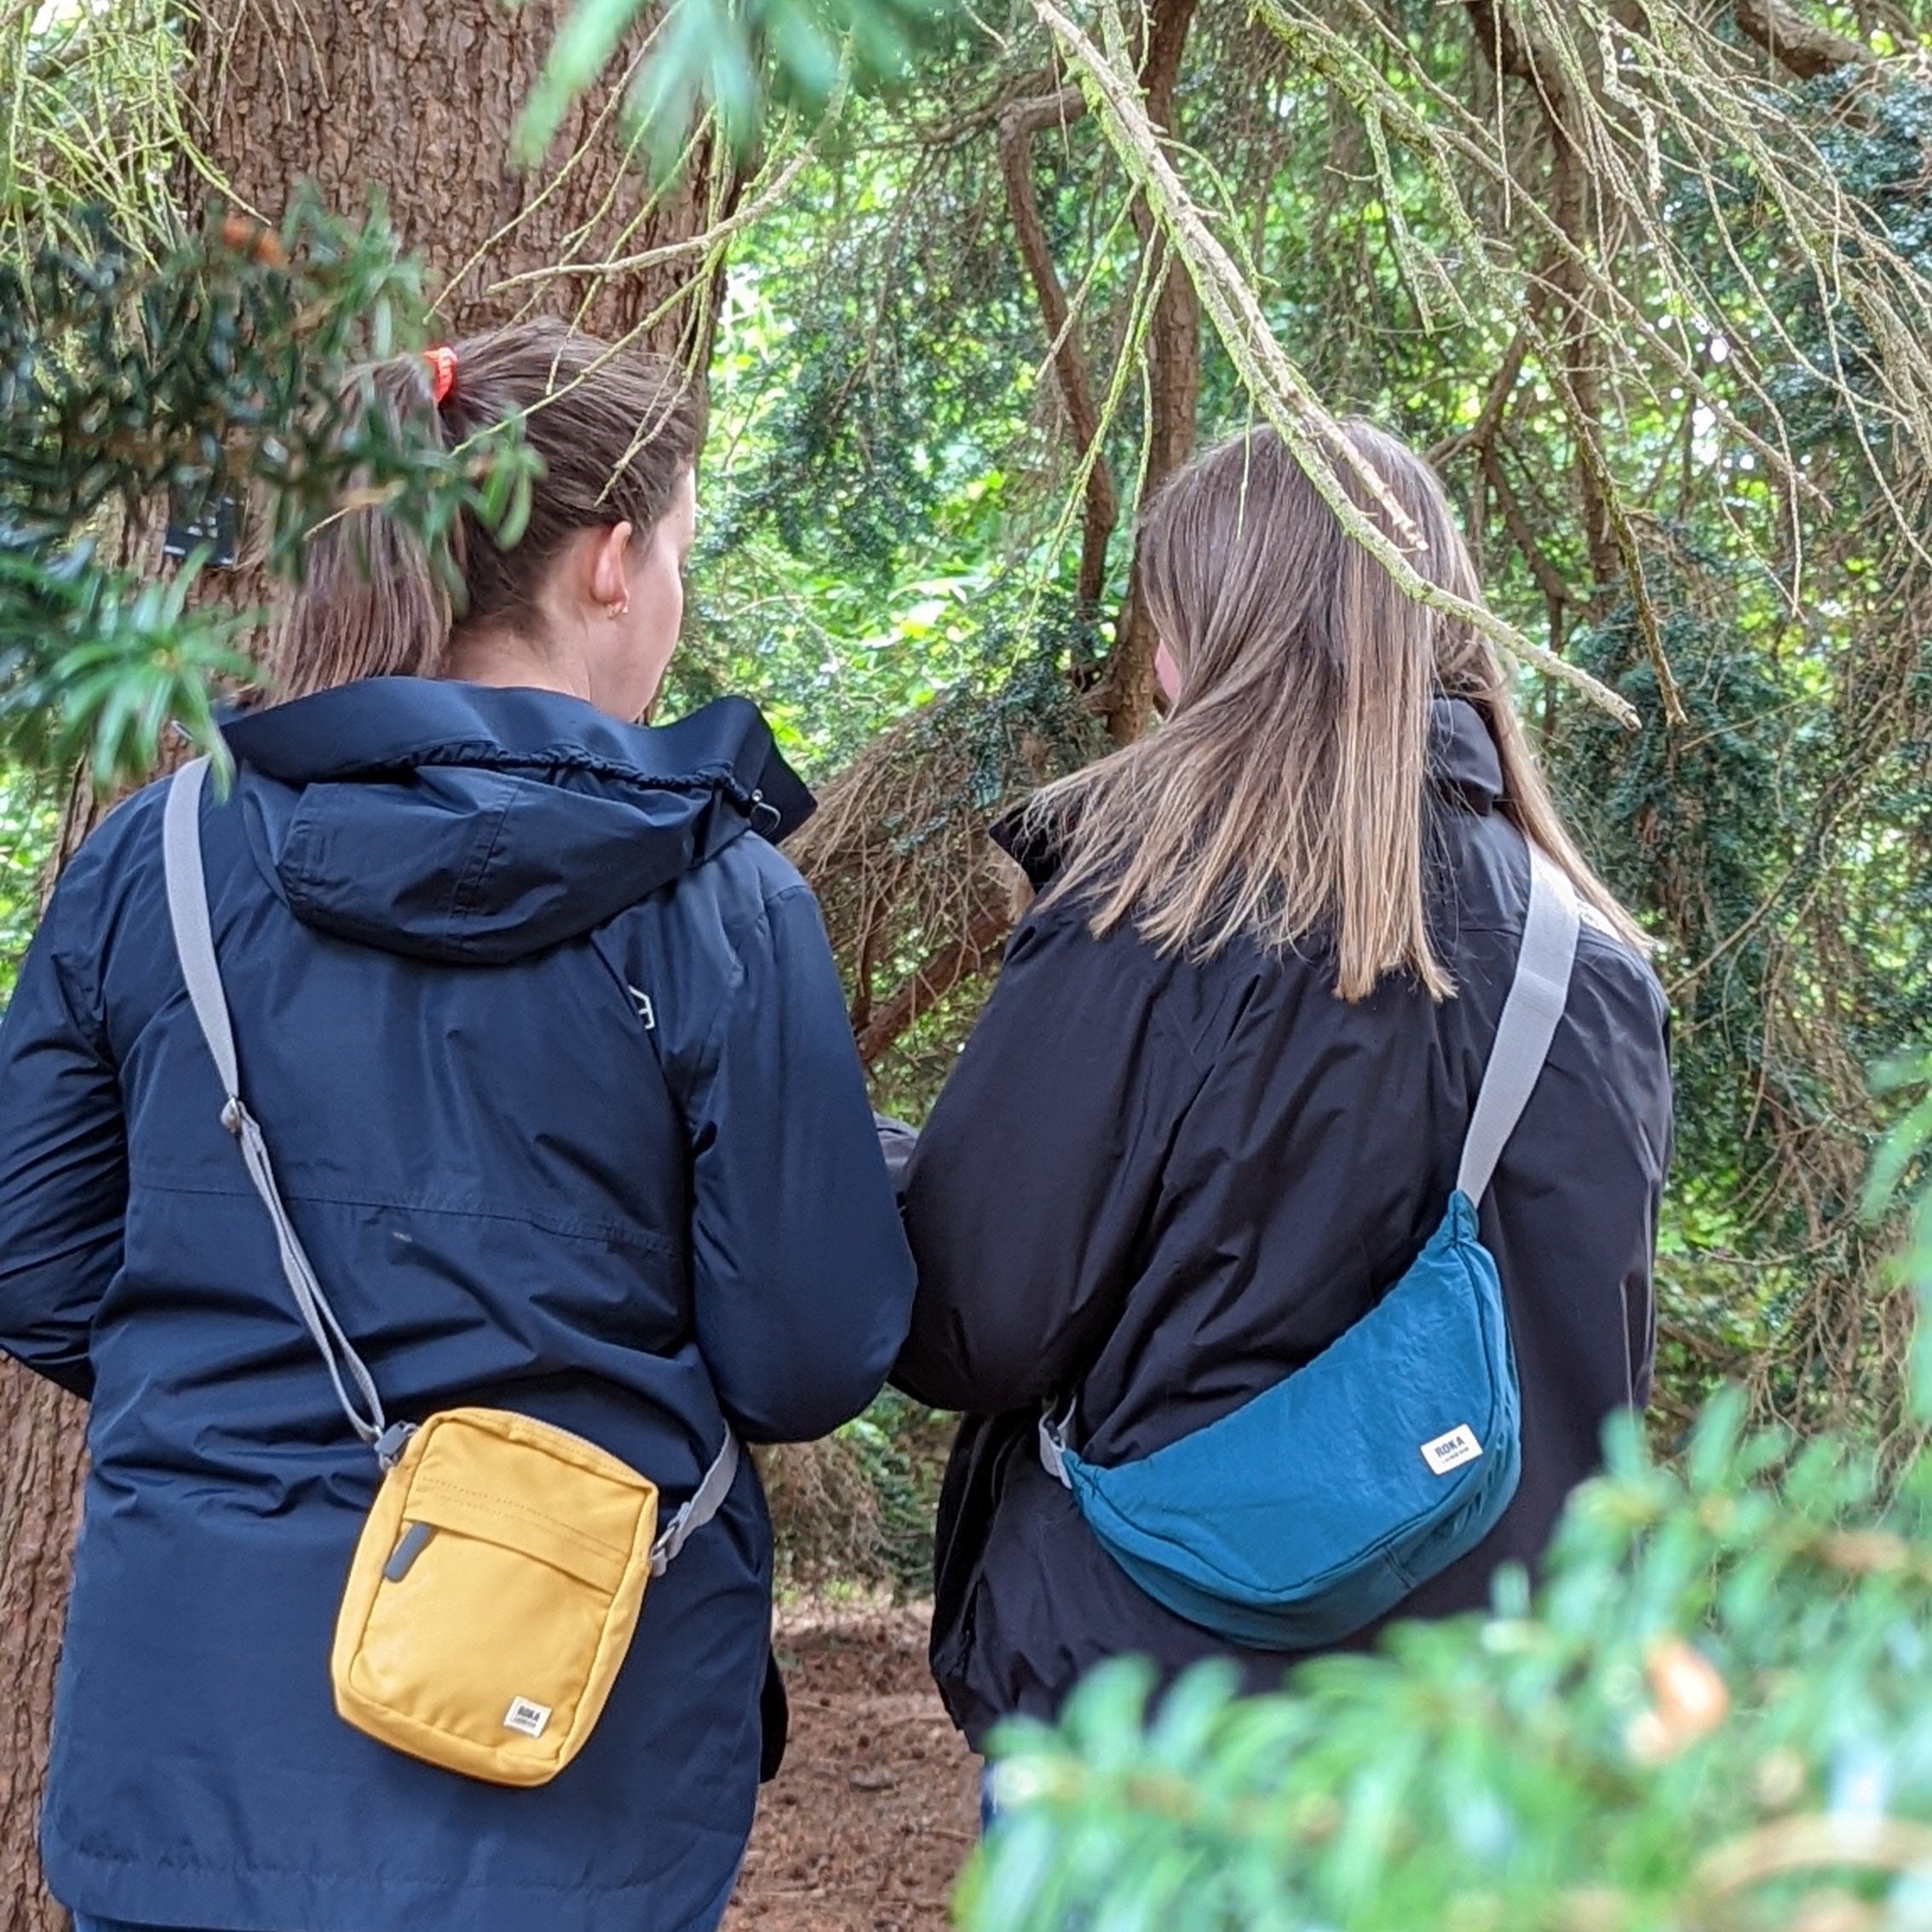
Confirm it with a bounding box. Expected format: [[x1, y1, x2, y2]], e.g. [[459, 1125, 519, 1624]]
[[222, 678, 816, 842], [1428, 696, 1504, 814]]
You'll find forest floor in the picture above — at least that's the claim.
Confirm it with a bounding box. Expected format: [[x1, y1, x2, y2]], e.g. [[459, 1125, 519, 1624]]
[[723, 1601, 980, 1932]]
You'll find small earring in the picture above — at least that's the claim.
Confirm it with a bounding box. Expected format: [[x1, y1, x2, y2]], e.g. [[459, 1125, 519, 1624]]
[[606, 599, 629, 620]]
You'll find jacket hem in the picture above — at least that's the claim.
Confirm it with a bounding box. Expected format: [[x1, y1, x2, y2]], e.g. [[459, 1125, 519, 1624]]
[[44, 1834, 743, 1932]]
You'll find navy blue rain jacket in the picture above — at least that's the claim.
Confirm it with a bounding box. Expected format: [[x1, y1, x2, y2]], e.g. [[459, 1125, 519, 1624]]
[[0, 678, 917, 1932]]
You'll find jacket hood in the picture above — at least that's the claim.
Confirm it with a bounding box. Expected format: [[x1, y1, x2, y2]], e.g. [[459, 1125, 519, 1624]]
[[992, 695, 1505, 888], [221, 679, 814, 965], [1425, 695, 1505, 813]]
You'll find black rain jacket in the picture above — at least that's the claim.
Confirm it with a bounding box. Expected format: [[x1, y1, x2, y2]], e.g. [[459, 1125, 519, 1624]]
[[893, 698, 1672, 1747]]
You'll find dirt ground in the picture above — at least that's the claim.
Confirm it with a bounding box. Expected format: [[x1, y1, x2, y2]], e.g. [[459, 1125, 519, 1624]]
[[723, 1602, 979, 1932]]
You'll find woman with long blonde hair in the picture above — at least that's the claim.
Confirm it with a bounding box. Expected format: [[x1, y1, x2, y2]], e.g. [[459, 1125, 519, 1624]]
[[894, 420, 1671, 1759]]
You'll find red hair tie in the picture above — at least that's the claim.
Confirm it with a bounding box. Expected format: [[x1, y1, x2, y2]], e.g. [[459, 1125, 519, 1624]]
[[424, 345, 457, 407]]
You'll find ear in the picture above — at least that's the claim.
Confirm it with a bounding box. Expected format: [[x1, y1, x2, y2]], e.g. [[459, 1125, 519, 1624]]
[[585, 522, 635, 613]]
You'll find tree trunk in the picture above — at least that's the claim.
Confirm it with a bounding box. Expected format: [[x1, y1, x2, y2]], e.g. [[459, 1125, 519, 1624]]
[[0, 1371, 86, 1932], [0, 12, 727, 1924], [182, 0, 734, 354]]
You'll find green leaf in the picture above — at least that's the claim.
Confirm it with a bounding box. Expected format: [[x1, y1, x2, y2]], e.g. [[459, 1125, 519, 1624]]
[[514, 0, 647, 166]]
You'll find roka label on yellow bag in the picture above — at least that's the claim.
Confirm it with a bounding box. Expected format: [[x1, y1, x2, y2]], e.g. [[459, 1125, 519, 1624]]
[[332, 1408, 661, 1787]]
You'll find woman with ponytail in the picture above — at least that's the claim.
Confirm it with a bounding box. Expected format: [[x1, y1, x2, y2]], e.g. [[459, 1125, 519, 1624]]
[[0, 320, 916, 1932], [895, 422, 1671, 1757]]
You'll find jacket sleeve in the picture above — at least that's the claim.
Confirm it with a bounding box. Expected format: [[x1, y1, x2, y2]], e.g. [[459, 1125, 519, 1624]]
[[0, 880, 128, 1400], [893, 909, 1202, 1416], [684, 880, 916, 1443]]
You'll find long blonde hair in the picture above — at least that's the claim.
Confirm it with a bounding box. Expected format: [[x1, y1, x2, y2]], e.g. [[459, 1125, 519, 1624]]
[[1032, 420, 1644, 999]]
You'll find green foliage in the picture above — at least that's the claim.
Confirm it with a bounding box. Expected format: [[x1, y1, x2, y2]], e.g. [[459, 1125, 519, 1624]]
[[963, 1392, 1932, 1931], [663, 128, 1058, 768], [0, 767, 54, 1006], [1710, 67, 1932, 455], [517, 0, 948, 176], [1870, 1055, 1932, 1419], [0, 541, 253, 790], [1, 0, 187, 263], [1544, 561, 1931, 1436], [837, 1389, 954, 1596], [0, 197, 539, 787]]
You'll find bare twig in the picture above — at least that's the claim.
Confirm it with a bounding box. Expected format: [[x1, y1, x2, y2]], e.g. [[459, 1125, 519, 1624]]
[[1694, 1816, 1932, 1899], [488, 119, 829, 292]]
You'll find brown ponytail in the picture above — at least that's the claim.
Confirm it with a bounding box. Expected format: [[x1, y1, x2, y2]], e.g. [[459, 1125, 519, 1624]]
[[269, 320, 703, 699]]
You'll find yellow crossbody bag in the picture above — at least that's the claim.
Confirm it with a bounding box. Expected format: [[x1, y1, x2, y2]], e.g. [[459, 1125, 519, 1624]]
[[164, 756, 738, 1787]]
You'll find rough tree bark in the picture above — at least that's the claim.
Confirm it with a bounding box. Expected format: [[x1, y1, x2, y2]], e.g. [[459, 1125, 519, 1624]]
[[183, 0, 736, 351], [0, 1375, 88, 1928], [0, 11, 727, 1924]]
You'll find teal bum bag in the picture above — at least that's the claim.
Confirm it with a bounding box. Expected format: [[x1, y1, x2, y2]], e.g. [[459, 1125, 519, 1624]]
[[1039, 845, 1582, 1651]]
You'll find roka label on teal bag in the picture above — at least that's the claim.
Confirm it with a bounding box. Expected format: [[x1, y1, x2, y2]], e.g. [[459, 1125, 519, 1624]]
[[1039, 842, 1581, 1649]]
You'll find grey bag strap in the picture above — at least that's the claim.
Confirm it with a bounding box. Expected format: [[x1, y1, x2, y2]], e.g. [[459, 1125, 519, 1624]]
[[1040, 839, 1582, 1493], [164, 756, 400, 1464], [650, 1431, 739, 1574], [1038, 1397, 1075, 1488], [163, 758, 737, 1557], [1455, 842, 1581, 1205]]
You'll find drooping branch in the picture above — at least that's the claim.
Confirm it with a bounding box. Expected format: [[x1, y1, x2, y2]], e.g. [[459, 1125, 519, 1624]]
[[1253, 0, 1823, 496], [1251, 0, 1932, 681], [1465, 0, 1684, 723], [913, 64, 1058, 147], [1465, 1, 1617, 598], [789, 679, 1105, 1078], [1000, 84, 1118, 608]]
